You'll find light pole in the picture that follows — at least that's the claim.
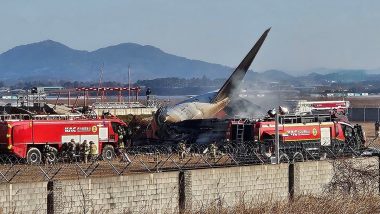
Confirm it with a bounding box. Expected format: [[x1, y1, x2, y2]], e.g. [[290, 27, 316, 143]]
[[275, 108, 280, 164]]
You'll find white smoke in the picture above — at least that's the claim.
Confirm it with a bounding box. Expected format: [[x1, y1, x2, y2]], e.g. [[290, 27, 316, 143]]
[[225, 80, 295, 119]]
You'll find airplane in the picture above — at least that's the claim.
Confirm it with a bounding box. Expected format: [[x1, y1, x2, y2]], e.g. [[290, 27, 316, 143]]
[[149, 28, 271, 138]]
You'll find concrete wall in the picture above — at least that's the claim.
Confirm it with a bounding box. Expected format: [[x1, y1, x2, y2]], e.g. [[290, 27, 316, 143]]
[[0, 182, 47, 214], [183, 164, 289, 209], [293, 157, 378, 195], [293, 160, 334, 195], [0, 157, 378, 213], [56, 172, 179, 214]]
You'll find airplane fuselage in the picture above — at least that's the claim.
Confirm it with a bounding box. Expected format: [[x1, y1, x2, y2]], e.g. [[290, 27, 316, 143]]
[[158, 91, 230, 124]]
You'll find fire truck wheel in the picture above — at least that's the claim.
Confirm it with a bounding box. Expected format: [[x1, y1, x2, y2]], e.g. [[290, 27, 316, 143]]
[[102, 145, 115, 161], [27, 147, 42, 164]]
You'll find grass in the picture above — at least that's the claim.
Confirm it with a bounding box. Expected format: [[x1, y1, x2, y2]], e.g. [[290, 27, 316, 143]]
[[184, 194, 380, 214]]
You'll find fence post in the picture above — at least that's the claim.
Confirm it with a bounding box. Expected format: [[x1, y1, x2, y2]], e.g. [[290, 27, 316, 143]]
[[349, 107, 352, 121], [364, 106, 366, 122], [289, 163, 294, 200], [47, 180, 63, 214], [47, 181, 54, 214], [378, 155, 380, 194], [179, 171, 192, 213]]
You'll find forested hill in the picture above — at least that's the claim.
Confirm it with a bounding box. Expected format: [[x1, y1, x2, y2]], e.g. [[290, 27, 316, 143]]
[[0, 40, 231, 83]]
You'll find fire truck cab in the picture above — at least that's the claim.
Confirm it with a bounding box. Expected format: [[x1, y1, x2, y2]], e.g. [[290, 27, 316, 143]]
[[0, 116, 128, 163]]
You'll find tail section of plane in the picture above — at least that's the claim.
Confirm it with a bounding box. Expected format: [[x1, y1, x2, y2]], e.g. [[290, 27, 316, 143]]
[[212, 28, 270, 103]]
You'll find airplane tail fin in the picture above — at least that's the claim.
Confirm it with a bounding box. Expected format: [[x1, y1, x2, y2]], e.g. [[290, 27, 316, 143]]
[[212, 28, 270, 103]]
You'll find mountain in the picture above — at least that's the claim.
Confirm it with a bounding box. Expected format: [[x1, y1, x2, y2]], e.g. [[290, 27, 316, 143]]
[[256, 69, 294, 82], [1, 40, 379, 85], [0, 40, 90, 81], [0, 40, 232, 83], [251, 69, 380, 85], [300, 69, 374, 83], [317, 70, 367, 82]]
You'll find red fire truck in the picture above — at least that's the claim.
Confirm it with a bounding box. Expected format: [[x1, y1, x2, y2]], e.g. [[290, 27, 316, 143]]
[[230, 114, 364, 158], [151, 113, 365, 160], [290, 100, 350, 115], [0, 116, 127, 163]]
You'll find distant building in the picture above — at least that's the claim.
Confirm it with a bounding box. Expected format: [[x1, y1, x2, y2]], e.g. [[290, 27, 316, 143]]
[[1, 96, 17, 100], [0, 87, 10, 93], [37, 87, 64, 94], [310, 94, 324, 98], [347, 92, 369, 97], [326, 93, 345, 97]]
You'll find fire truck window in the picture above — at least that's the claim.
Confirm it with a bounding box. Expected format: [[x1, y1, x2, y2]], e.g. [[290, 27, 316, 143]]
[[342, 124, 353, 138], [111, 122, 120, 133], [262, 133, 274, 143]]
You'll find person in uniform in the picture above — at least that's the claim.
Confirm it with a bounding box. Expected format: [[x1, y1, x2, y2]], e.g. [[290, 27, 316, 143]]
[[220, 138, 230, 155], [43, 142, 51, 164], [146, 87, 152, 101], [75, 141, 81, 157], [61, 142, 68, 154], [69, 139, 75, 153], [209, 141, 218, 161], [69, 139, 76, 162], [118, 126, 126, 151], [177, 140, 187, 160], [375, 121, 380, 137], [81, 140, 90, 163], [89, 141, 97, 161]]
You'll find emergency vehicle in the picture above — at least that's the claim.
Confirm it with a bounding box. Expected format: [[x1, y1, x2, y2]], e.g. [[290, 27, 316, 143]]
[[0, 116, 127, 163], [288, 100, 350, 115], [234, 114, 364, 157], [151, 113, 365, 160]]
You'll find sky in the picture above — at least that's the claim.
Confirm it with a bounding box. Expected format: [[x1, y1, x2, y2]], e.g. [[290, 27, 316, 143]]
[[1, 0, 380, 74]]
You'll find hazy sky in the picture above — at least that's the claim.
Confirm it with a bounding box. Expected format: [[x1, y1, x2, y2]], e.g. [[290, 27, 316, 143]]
[[1, 0, 380, 73]]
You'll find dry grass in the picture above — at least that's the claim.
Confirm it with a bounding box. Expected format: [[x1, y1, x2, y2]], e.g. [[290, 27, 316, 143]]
[[358, 122, 377, 138], [186, 194, 380, 214]]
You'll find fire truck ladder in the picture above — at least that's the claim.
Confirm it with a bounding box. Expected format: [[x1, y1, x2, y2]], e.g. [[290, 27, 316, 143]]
[[235, 119, 247, 142]]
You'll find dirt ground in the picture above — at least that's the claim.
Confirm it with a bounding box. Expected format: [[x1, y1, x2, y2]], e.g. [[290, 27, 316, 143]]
[[354, 122, 380, 147], [0, 153, 237, 184]]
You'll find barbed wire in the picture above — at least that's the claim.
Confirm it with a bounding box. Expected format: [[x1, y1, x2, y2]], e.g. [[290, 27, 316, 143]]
[[0, 142, 370, 184]]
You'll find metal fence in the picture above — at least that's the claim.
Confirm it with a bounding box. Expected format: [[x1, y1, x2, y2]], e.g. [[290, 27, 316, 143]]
[[349, 107, 380, 122], [0, 142, 369, 184]]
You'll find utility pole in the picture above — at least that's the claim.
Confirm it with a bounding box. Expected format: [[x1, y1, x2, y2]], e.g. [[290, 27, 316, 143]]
[[68, 91, 71, 107], [128, 65, 131, 104], [97, 64, 104, 104], [275, 107, 280, 164]]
